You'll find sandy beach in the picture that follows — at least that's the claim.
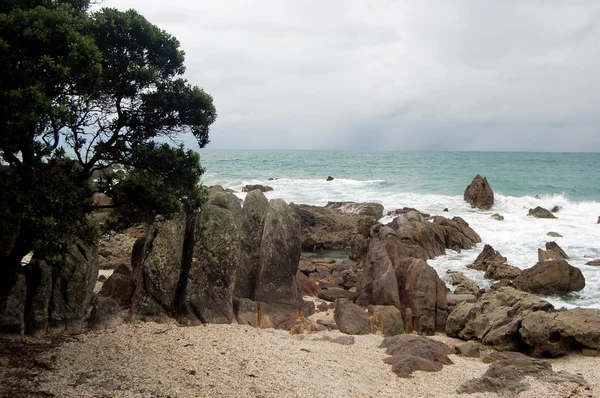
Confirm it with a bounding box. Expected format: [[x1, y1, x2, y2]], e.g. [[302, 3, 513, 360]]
[[2, 320, 597, 398]]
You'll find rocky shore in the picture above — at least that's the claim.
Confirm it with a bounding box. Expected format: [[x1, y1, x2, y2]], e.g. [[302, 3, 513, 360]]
[[2, 175, 600, 397]]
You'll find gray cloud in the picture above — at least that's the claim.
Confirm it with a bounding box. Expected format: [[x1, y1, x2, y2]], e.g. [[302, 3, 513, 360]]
[[99, 0, 600, 151]]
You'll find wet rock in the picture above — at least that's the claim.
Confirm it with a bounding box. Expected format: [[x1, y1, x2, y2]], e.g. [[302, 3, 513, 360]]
[[334, 298, 369, 335], [379, 335, 454, 378], [242, 184, 273, 192], [326, 176, 334, 181], [464, 174, 494, 210], [585, 260, 600, 266], [325, 201, 384, 220], [551, 206, 560, 213], [513, 259, 585, 295], [528, 206, 557, 219], [546, 241, 569, 259], [547, 231, 562, 237], [490, 213, 504, 221]]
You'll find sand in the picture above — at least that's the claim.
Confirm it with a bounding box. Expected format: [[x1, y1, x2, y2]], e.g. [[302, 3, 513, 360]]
[[2, 320, 597, 398]]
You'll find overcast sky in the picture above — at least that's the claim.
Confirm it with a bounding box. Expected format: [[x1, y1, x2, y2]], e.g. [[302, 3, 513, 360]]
[[100, 0, 600, 151]]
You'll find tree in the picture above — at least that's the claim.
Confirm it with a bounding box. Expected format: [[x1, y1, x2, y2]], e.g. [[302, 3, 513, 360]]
[[0, 2, 216, 303]]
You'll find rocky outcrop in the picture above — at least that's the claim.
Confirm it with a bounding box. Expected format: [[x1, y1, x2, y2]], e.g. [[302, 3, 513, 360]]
[[325, 201, 384, 220], [446, 287, 554, 352], [131, 213, 186, 323], [380, 335, 454, 378], [519, 309, 600, 357], [528, 206, 557, 219], [464, 174, 494, 210], [291, 204, 378, 251], [334, 298, 370, 335], [512, 260, 585, 295], [242, 184, 272, 193], [458, 358, 587, 395], [179, 193, 242, 325]]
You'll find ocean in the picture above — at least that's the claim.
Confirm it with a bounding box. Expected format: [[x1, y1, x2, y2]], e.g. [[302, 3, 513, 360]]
[[199, 150, 600, 310]]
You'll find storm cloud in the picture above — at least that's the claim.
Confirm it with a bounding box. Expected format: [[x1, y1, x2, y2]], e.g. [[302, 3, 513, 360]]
[[100, 0, 600, 151]]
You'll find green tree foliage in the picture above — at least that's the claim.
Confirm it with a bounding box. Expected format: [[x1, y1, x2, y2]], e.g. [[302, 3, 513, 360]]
[[0, 1, 216, 288]]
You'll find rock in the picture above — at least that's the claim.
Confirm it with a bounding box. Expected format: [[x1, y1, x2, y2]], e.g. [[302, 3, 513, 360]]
[[131, 213, 186, 323], [318, 288, 358, 302], [537, 248, 565, 262], [325, 201, 384, 220], [445, 287, 554, 352], [464, 174, 494, 210], [443, 208, 448, 212], [326, 176, 334, 181], [448, 271, 480, 295], [314, 335, 355, 345], [97, 229, 139, 270], [317, 302, 328, 312], [468, 244, 507, 272], [296, 271, 320, 297], [180, 193, 242, 325], [546, 241, 569, 259], [585, 260, 600, 266], [551, 206, 560, 213], [482, 351, 528, 364], [446, 294, 477, 308], [379, 335, 454, 378], [0, 269, 26, 334], [242, 184, 273, 192], [89, 297, 123, 330], [513, 259, 585, 295], [490, 213, 504, 221], [349, 234, 368, 261], [519, 308, 600, 357], [207, 185, 235, 199], [547, 231, 562, 237], [301, 300, 315, 318], [369, 305, 404, 336], [597, 216, 600, 224], [234, 190, 268, 300], [484, 262, 522, 280], [355, 238, 400, 308], [334, 298, 369, 335], [98, 272, 134, 306], [387, 207, 430, 218], [457, 358, 587, 395], [233, 298, 260, 327], [340, 266, 362, 289], [456, 341, 480, 358], [292, 204, 378, 251], [528, 206, 557, 219], [582, 348, 600, 357]]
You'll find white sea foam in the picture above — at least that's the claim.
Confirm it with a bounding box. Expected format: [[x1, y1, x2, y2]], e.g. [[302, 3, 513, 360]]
[[205, 176, 600, 309]]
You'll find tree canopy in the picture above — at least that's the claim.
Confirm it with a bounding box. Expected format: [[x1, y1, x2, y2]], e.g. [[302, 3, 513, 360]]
[[0, 1, 216, 281]]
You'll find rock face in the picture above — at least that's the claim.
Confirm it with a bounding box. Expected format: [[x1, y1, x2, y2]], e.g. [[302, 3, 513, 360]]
[[131, 213, 186, 323], [356, 228, 449, 335], [179, 193, 242, 325], [464, 174, 494, 210], [446, 287, 554, 352], [512, 260, 585, 295], [334, 298, 370, 335], [325, 201, 384, 220], [458, 358, 587, 395], [528, 206, 557, 219], [379, 335, 454, 378]]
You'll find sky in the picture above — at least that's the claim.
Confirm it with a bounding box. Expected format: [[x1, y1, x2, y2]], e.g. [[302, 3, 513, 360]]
[[99, 0, 600, 152]]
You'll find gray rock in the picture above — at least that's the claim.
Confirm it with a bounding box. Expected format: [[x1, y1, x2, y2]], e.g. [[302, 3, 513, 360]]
[[334, 298, 370, 335], [89, 297, 123, 330], [464, 174, 494, 210], [99, 271, 133, 306], [456, 341, 480, 358], [180, 193, 242, 325], [585, 259, 600, 266], [241, 184, 273, 193]]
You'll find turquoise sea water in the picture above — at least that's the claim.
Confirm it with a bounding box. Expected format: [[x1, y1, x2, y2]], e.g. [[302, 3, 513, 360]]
[[199, 150, 600, 309]]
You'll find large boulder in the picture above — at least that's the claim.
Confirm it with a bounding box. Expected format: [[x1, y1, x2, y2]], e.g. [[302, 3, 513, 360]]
[[528, 206, 557, 219], [179, 193, 242, 325], [334, 298, 370, 335], [464, 174, 494, 210], [356, 238, 401, 308], [130, 213, 186, 323], [446, 286, 554, 352], [325, 201, 384, 220], [519, 308, 600, 357], [234, 190, 269, 300], [512, 260, 585, 295]]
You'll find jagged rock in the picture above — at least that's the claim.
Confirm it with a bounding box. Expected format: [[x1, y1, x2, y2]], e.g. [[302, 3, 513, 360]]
[[349, 234, 368, 261], [325, 201, 384, 220], [491, 213, 504, 221], [464, 174, 494, 210], [446, 287, 554, 351], [519, 308, 600, 357], [547, 231, 562, 237], [546, 241, 569, 259], [513, 259, 585, 295], [468, 244, 507, 272], [334, 298, 369, 335], [446, 294, 477, 311], [528, 206, 557, 219], [340, 266, 362, 289], [380, 335, 454, 378], [448, 271, 480, 295], [369, 305, 404, 336], [234, 190, 268, 300], [356, 238, 401, 308], [89, 297, 123, 330], [456, 341, 480, 358], [131, 213, 186, 323], [538, 248, 565, 262], [180, 193, 242, 325], [484, 262, 522, 280], [387, 207, 430, 218], [242, 184, 273, 192], [457, 358, 587, 395]]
